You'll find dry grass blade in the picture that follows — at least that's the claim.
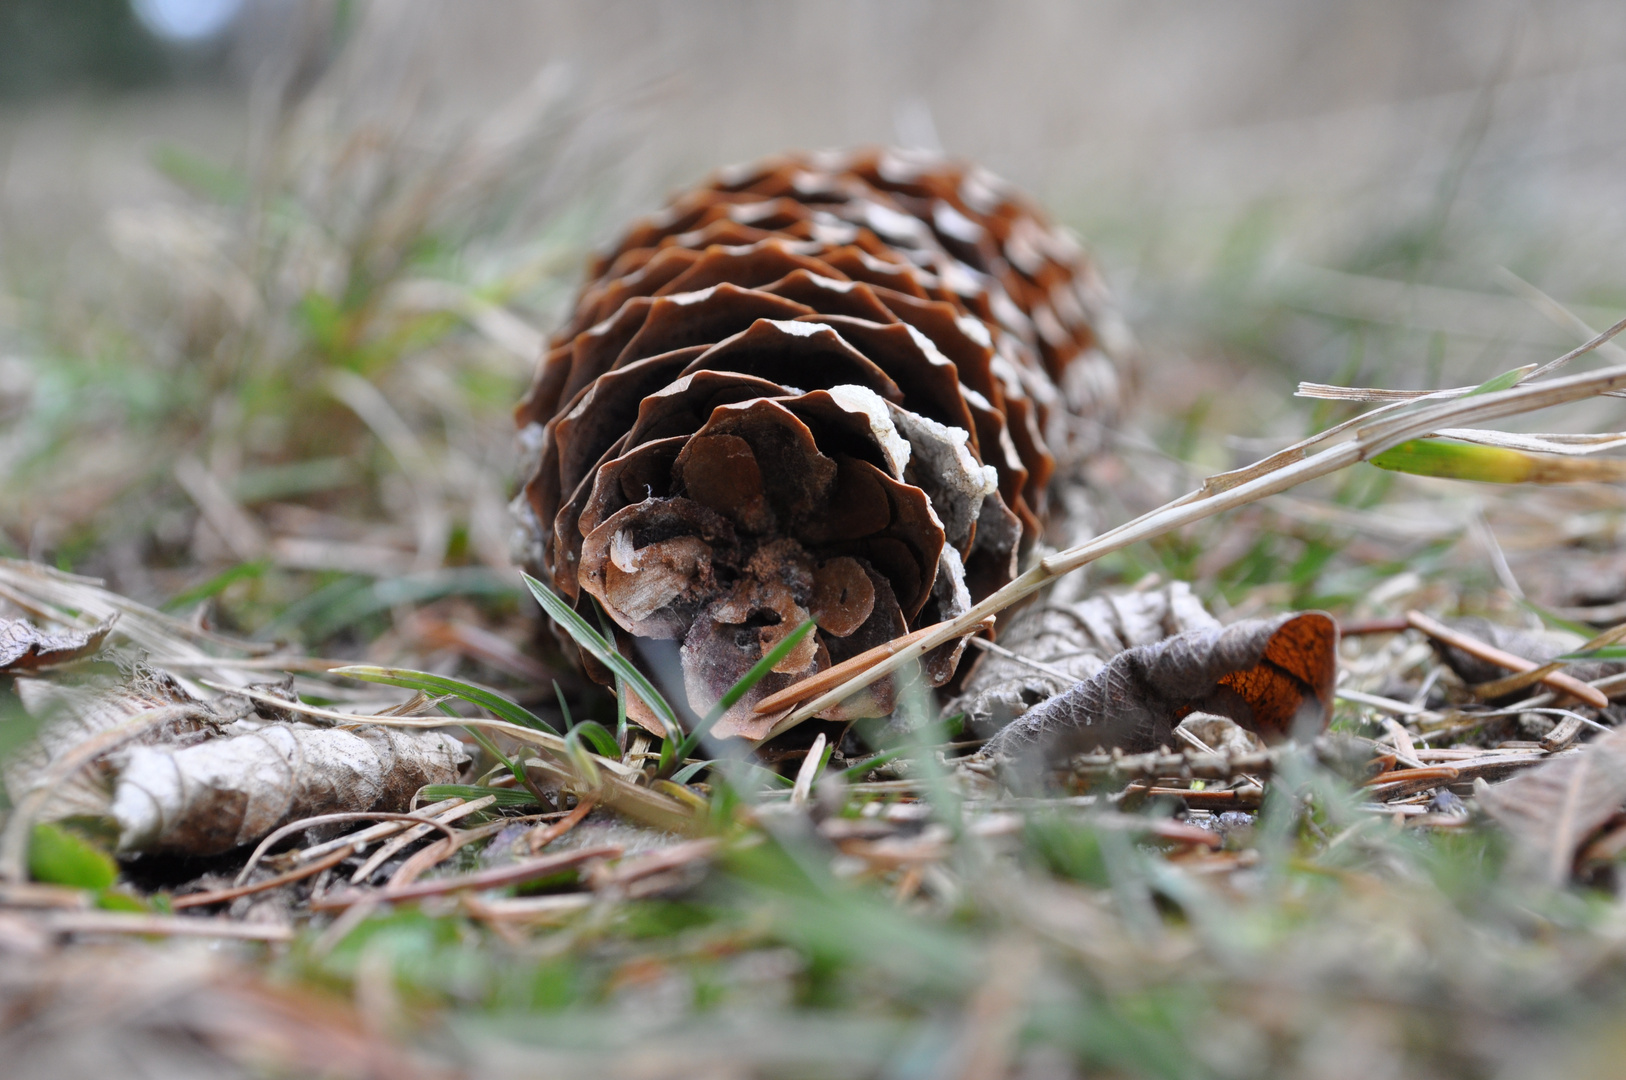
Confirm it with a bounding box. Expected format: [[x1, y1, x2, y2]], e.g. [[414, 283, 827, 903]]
[[791, 733, 828, 807], [311, 844, 622, 911], [1430, 429, 1626, 455], [235, 810, 466, 886], [0, 560, 278, 676], [1470, 620, 1626, 700], [348, 798, 498, 884], [214, 683, 634, 776], [388, 815, 535, 889], [1296, 373, 1532, 402], [774, 355, 1626, 734]]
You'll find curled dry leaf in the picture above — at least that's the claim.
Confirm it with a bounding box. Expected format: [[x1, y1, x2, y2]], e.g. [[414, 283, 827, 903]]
[[982, 608, 1339, 765], [514, 148, 1131, 734], [11, 666, 466, 855], [1478, 727, 1626, 886], [949, 582, 1218, 737], [0, 616, 114, 674], [8, 668, 218, 821], [112, 722, 467, 855]]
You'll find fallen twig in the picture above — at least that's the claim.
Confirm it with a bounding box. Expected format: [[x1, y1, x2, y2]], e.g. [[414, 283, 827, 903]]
[[39, 911, 296, 941], [173, 847, 355, 910], [522, 792, 597, 855], [1404, 610, 1609, 707]]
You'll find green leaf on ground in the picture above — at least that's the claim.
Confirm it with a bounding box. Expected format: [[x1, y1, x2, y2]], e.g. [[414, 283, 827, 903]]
[[29, 824, 116, 890]]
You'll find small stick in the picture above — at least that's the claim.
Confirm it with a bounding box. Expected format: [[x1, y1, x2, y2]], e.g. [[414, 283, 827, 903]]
[[1470, 618, 1626, 700], [751, 625, 939, 715], [588, 839, 720, 892], [1338, 617, 1413, 636], [1404, 610, 1609, 708], [172, 847, 354, 909], [523, 793, 598, 855], [1362, 765, 1463, 800]]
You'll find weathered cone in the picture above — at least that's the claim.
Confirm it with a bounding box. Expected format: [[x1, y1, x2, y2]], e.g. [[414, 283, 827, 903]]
[[514, 148, 1130, 737]]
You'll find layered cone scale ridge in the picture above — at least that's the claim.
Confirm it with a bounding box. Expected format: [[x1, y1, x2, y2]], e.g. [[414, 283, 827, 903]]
[[514, 148, 1129, 739]]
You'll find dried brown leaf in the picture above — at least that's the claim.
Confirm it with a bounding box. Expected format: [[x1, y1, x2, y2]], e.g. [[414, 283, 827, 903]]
[[1478, 728, 1626, 885], [951, 582, 1219, 736], [0, 616, 114, 673], [111, 723, 467, 854], [982, 607, 1338, 765]]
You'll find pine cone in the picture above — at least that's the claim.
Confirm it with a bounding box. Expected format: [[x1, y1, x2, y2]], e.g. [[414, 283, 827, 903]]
[[514, 148, 1129, 739]]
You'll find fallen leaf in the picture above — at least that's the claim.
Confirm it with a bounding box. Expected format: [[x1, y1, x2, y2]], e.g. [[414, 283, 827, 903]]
[[1478, 728, 1626, 886], [982, 609, 1338, 765], [0, 616, 114, 673], [950, 582, 1219, 738], [112, 722, 467, 855]]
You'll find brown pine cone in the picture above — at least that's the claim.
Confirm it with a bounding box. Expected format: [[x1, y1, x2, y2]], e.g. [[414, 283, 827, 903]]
[[514, 148, 1130, 739]]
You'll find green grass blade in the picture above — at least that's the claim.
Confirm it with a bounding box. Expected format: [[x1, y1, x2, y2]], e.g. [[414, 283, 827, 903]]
[[162, 559, 270, 612], [333, 665, 559, 735], [522, 572, 682, 744], [553, 679, 574, 730], [836, 747, 906, 781], [1517, 598, 1601, 638], [1560, 646, 1626, 660], [566, 720, 620, 761], [419, 784, 540, 808], [564, 727, 603, 789], [442, 702, 526, 786], [1370, 439, 1534, 484], [670, 759, 715, 784], [1464, 365, 1531, 397]]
